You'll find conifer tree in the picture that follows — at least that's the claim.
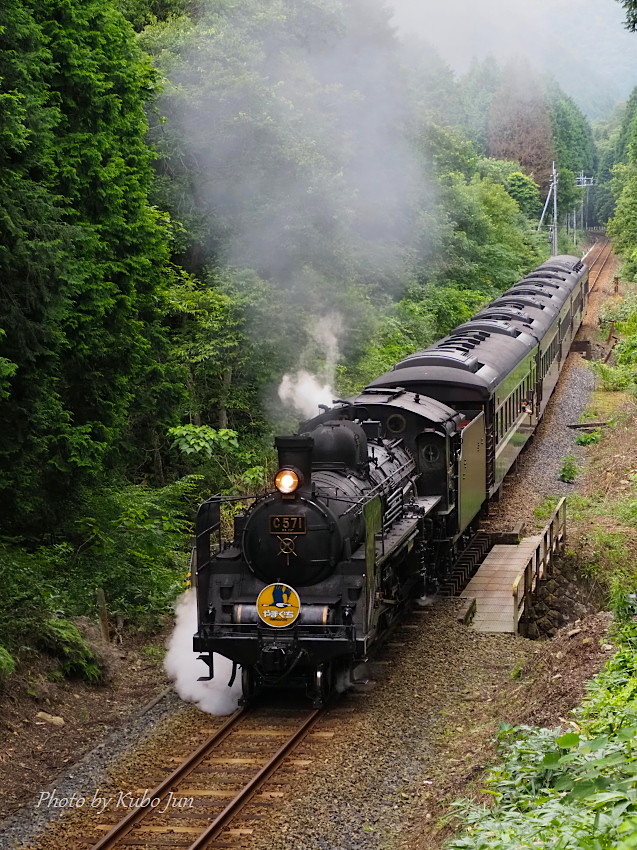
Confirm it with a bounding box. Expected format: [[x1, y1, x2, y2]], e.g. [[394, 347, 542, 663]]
[[0, 0, 175, 530]]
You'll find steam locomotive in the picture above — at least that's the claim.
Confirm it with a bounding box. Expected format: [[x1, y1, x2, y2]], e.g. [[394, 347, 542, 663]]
[[193, 255, 589, 704]]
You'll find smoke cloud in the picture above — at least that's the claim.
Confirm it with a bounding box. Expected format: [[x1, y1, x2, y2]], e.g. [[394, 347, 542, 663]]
[[158, 0, 427, 412], [278, 370, 336, 420], [164, 592, 241, 716]]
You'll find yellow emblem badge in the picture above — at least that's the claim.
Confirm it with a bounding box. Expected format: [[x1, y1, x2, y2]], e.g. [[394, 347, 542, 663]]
[[256, 584, 301, 628]]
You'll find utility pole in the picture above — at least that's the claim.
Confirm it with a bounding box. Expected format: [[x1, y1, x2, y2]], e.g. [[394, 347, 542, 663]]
[[538, 180, 553, 232], [576, 171, 594, 232], [552, 162, 558, 256], [538, 164, 591, 254], [538, 163, 559, 256]]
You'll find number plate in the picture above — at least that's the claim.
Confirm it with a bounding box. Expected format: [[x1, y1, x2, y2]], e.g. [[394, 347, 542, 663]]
[[269, 515, 306, 535]]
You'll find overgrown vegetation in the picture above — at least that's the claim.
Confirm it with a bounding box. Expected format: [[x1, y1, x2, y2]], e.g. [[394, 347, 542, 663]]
[[38, 619, 104, 684], [447, 613, 637, 850], [0, 477, 202, 674], [575, 428, 603, 446]]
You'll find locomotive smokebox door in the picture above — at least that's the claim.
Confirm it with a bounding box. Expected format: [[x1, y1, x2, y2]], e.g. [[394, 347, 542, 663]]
[[274, 435, 313, 497]]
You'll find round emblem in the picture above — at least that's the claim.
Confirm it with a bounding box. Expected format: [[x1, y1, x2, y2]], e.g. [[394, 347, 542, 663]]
[[256, 583, 301, 628]]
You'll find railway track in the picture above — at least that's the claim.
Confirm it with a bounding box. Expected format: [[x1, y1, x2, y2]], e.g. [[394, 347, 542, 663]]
[[89, 702, 327, 850], [584, 236, 613, 291]]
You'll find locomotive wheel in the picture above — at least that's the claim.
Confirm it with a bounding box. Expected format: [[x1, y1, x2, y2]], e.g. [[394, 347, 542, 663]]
[[310, 662, 333, 707], [240, 665, 260, 704]]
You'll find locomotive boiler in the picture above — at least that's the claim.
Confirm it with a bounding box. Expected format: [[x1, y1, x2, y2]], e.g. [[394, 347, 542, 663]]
[[193, 254, 589, 704]]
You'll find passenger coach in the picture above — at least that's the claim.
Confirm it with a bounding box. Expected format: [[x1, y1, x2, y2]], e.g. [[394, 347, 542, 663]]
[[367, 255, 588, 512]]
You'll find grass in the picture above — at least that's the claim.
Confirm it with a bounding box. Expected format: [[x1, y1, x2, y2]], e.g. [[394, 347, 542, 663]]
[[533, 496, 561, 520], [579, 391, 633, 423], [141, 644, 166, 662]]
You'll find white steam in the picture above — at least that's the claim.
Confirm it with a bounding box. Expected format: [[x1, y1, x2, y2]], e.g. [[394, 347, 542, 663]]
[[278, 314, 343, 419], [278, 370, 336, 420], [164, 592, 240, 716]]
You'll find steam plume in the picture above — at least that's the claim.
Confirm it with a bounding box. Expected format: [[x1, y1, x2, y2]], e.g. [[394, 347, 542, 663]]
[[164, 592, 240, 716], [278, 313, 343, 419]]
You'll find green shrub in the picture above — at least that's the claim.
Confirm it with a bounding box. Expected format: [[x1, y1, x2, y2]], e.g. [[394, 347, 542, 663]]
[[67, 476, 204, 624], [575, 428, 603, 446], [447, 620, 637, 850], [0, 475, 205, 670], [446, 722, 637, 850], [0, 545, 59, 653], [599, 290, 637, 325], [0, 646, 16, 681], [559, 454, 579, 483], [38, 618, 104, 683], [589, 361, 635, 392]]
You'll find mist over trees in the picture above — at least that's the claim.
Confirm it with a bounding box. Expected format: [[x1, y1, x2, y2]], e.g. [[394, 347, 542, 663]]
[[0, 0, 621, 669], [620, 0, 637, 30], [604, 86, 637, 276], [391, 0, 637, 122]]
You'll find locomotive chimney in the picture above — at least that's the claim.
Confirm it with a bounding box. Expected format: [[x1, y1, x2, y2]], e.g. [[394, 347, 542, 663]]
[[274, 435, 313, 496]]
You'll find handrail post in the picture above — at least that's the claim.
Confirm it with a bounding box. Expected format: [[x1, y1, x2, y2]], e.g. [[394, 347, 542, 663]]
[[512, 497, 567, 634]]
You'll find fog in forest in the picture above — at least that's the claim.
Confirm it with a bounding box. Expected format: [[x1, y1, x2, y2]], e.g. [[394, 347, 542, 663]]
[[388, 0, 637, 118]]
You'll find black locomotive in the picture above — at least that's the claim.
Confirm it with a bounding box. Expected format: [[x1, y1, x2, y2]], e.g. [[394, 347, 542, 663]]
[[193, 255, 589, 704]]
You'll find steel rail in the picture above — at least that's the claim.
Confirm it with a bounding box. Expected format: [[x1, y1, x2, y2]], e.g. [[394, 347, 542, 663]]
[[582, 235, 608, 267], [185, 707, 323, 849], [89, 704, 323, 850], [588, 238, 614, 292], [89, 706, 247, 850]]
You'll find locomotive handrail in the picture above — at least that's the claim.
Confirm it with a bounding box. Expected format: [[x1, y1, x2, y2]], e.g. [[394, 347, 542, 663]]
[[341, 455, 416, 517], [512, 497, 566, 632]]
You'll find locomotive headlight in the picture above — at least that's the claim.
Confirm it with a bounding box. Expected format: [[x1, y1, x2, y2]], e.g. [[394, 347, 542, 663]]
[[275, 468, 300, 494]]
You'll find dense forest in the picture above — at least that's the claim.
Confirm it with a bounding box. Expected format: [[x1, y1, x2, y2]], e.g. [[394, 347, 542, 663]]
[[0, 0, 620, 678]]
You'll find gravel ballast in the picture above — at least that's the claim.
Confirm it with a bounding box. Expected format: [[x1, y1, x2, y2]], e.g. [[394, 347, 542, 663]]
[[0, 690, 184, 850]]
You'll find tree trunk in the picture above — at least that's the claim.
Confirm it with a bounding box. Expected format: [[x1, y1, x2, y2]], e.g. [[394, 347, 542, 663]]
[[218, 367, 232, 429]]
